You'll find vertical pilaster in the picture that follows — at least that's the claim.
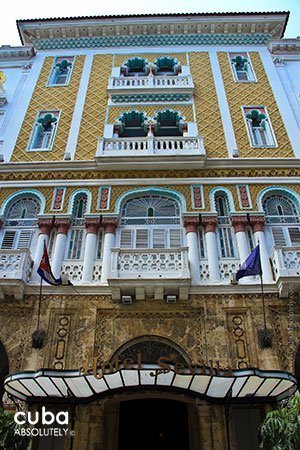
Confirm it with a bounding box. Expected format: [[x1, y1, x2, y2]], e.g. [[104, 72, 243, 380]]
[[230, 215, 250, 264]]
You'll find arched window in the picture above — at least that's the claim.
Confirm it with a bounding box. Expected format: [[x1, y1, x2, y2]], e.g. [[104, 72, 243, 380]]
[[120, 57, 150, 77], [66, 193, 88, 260], [114, 110, 148, 138], [215, 192, 235, 258], [153, 109, 186, 137], [119, 195, 182, 249], [0, 196, 40, 250], [152, 56, 181, 76], [262, 194, 300, 246]]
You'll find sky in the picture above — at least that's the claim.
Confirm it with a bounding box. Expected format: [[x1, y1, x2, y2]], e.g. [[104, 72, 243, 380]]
[[0, 0, 299, 46]]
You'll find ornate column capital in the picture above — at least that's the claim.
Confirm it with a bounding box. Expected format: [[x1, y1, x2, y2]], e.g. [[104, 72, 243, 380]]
[[54, 217, 71, 234], [183, 215, 200, 233], [201, 216, 218, 233], [102, 218, 118, 235], [230, 215, 248, 233], [38, 217, 53, 236], [249, 215, 265, 232], [85, 217, 101, 234]]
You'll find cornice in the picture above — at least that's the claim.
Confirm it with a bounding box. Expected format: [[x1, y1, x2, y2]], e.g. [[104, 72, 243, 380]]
[[0, 45, 35, 61], [269, 38, 300, 55], [16, 12, 288, 48]]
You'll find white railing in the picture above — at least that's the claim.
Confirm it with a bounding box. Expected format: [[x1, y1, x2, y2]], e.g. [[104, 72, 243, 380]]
[[108, 74, 194, 90], [219, 259, 241, 283], [0, 249, 32, 282], [62, 260, 83, 283], [110, 247, 190, 279], [92, 261, 102, 283], [97, 135, 205, 157], [271, 246, 300, 279]]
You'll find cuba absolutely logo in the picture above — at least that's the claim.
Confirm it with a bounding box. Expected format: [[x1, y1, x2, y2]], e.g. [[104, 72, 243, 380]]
[[14, 407, 70, 437]]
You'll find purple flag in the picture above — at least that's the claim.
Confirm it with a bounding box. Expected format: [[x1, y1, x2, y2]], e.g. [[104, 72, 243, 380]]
[[236, 245, 262, 281]]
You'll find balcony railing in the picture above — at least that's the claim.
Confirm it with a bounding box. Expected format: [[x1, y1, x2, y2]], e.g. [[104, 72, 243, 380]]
[[110, 247, 190, 279], [0, 249, 32, 299], [271, 246, 300, 297], [97, 135, 205, 157], [107, 74, 194, 94]]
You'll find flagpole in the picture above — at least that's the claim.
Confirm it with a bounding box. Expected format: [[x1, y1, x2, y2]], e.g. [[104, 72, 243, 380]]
[[260, 273, 267, 332], [36, 276, 43, 331]]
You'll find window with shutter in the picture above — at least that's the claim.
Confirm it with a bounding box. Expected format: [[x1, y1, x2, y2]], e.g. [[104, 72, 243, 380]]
[[120, 229, 133, 248], [153, 229, 166, 249], [16, 230, 32, 249], [0, 230, 16, 249], [169, 229, 181, 248], [136, 229, 149, 248], [288, 227, 300, 245], [271, 228, 287, 246]]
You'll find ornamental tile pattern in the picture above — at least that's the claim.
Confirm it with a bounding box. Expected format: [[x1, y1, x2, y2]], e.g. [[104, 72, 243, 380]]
[[33, 33, 271, 51], [114, 53, 187, 67], [218, 52, 294, 158], [75, 54, 113, 160], [189, 52, 227, 158], [11, 56, 85, 162], [0, 187, 54, 214], [107, 104, 194, 124]]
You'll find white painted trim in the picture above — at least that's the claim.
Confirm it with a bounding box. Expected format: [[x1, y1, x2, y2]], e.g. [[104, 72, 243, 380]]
[[257, 185, 300, 212], [0, 189, 46, 215], [66, 53, 93, 160], [236, 184, 253, 209], [209, 52, 237, 158], [260, 48, 300, 158], [50, 187, 66, 211], [1, 177, 300, 189], [67, 188, 92, 214], [46, 55, 76, 87], [209, 186, 235, 212]]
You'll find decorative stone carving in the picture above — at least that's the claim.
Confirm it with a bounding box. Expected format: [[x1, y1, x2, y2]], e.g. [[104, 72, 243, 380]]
[[54, 217, 71, 234], [85, 217, 101, 234], [37, 217, 53, 235], [45, 310, 75, 370], [230, 215, 248, 233], [201, 216, 217, 233], [102, 218, 118, 235], [183, 216, 200, 233], [226, 313, 250, 369], [249, 215, 265, 232]]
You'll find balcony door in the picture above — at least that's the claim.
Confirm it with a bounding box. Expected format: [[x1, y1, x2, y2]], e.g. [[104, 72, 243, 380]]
[[118, 195, 182, 250]]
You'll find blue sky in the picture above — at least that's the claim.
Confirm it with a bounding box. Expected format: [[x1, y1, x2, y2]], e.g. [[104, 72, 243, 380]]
[[0, 0, 299, 46]]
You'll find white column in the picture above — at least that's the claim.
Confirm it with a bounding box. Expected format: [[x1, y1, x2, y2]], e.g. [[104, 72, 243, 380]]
[[51, 219, 70, 279], [100, 219, 117, 284], [231, 216, 250, 264], [250, 216, 273, 283], [184, 217, 200, 284], [82, 218, 101, 283], [202, 217, 220, 283], [31, 218, 53, 282]]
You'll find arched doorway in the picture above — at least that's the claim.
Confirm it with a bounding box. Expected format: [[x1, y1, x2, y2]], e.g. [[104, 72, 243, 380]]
[[0, 341, 9, 407], [103, 336, 199, 450]]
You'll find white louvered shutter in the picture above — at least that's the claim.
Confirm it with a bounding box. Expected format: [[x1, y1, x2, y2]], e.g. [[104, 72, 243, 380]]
[[120, 229, 133, 248], [0, 230, 16, 249], [169, 229, 181, 248], [153, 229, 166, 249], [288, 227, 300, 245], [271, 228, 286, 246], [136, 229, 149, 248], [16, 230, 32, 249]]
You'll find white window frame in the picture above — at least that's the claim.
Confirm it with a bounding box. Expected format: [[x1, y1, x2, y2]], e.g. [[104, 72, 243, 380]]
[[118, 225, 183, 250], [242, 106, 277, 148], [47, 57, 75, 87], [27, 110, 61, 152], [229, 53, 257, 83], [198, 227, 206, 259]]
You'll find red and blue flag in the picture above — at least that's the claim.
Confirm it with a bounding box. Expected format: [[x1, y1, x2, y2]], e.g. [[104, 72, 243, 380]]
[[37, 242, 62, 286]]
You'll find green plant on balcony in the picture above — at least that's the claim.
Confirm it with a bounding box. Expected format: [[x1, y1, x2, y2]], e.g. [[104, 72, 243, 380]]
[[37, 114, 57, 132], [0, 408, 30, 450], [246, 109, 267, 129], [55, 59, 72, 72], [259, 396, 300, 450]]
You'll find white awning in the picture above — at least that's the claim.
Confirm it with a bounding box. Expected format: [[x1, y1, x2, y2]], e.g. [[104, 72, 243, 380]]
[[4, 367, 297, 403]]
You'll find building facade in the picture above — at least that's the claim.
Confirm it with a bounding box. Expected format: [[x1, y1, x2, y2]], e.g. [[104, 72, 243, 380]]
[[0, 11, 299, 450]]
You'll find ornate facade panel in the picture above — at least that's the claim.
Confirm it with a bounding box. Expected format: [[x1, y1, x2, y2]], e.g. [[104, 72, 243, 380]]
[[114, 53, 187, 67], [0, 186, 53, 213], [94, 309, 204, 364], [189, 52, 227, 158], [107, 104, 194, 124], [218, 52, 294, 158], [1, 167, 300, 183], [11, 56, 85, 162], [203, 184, 240, 212], [226, 310, 252, 369], [45, 308, 77, 369], [75, 54, 114, 160]]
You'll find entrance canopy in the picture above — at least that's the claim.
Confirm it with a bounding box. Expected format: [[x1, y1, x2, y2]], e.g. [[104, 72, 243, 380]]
[[4, 366, 297, 404]]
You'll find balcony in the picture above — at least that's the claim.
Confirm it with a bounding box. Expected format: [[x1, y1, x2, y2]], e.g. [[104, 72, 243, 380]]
[[108, 247, 191, 301], [107, 74, 194, 100], [96, 135, 206, 170], [0, 249, 33, 299], [271, 246, 300, 297]]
